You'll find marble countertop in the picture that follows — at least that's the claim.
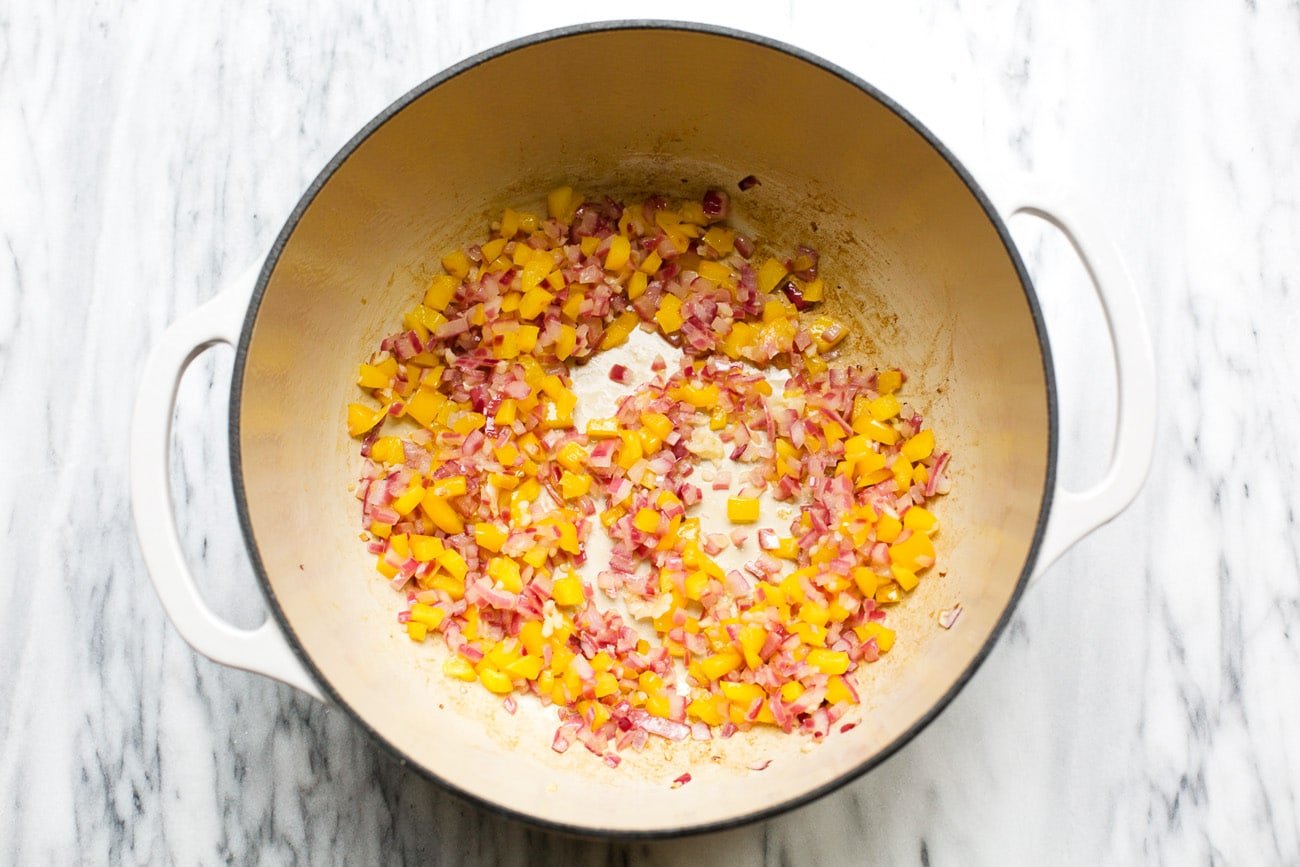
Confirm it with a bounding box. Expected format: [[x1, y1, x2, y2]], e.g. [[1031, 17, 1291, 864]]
[[3, 0, 1297, 863]]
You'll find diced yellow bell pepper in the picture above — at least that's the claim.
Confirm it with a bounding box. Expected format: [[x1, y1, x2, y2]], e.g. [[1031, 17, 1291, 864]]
[[552, 573, 584, 607], [727, 497, 760, 523], [757, 258, 787, 293], [903, 506, 938, 535], [504, 655, 544, 681], [487, 556, 523, 593], [599, 310, 640, 350], [855, 621, 896, 652], [867, 394, 901, 421], [409, 602, 446, 630], [554, 324, 577, 361], [876, 369, 903, 394], [806, 648, 850, 675], [406, 621, 428, 642], [852, 566, 879, 598], [627, 270, 648, 300], [436, 548, 468, 581], [404, 387, 448, 429], [424, 274, 459, 311], [698, 260, 735, 287], [889, 532, 936, 572], [420, 491, 464, 534], [444, 657, 477, 681], [605, 235, 631, 271], [479, 666, 514, 694], [547, 186, 578, 223], [559, 471, 590, 500], [698, 651, 743, 681], [347, 403, 385, 438], [357, 363, 391, 389], [633, 508, 662, 534], [826, 675, 857, 704], [654, 294, 685, 333], [639, 250, 662, 274], [518, 286, 554, 320], [441, 250, 470, 279], [902, 429, 936, 463], [739, 623, 767, 669]]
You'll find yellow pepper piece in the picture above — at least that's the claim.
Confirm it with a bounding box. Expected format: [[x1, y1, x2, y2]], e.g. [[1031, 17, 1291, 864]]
[[586, 417, 620, 439], [654, 294, 685, 333], [593, 671, 620, 698], [518, 286, 554, 320], [852, 566, 879, 598], [559, 471, 590, 499], [867, 394, 901, 421], [727, 496, 760, 523], [552, 573, 585, 607], [346, 403, 385, 438], [698, 651, 743, 681], [639, 250, 662, 274], [406, 621, 428, 642], [432, 475, 468, 498], [580, 236, 601, 257], [444, 657, 477, 681], [357, 363, 391, 389], [409, 602, 446, 630], [605, 235, 631, 271], [424, 274, 459, 311], [557, 441, 587, 473], [436, 548, 468, 582], [633, 508, 662, 534], [825, 675, 857, 705], [408, 534, 443, 562], [757, 258, 787, 293], [487, 556, 523, 593], [599, 310, 639, 350], [876, 369, 903, 394], [903, 506, 938, 535], [627, 270, 648, 300], [404, 387, 448, 429], [441, 250, 470, 279], [891, 563, 920, 591], [479, 666, 514, 694], [739, 623, 767, 669], [806, 648, 850, 675], [554, 324, 577, 361], [420, 491, 465, 534], [644, 692, 672, 718], [547, 186, 578, 223], [902, 429, 936, 463], [474, 522, 508, 553], [687, 695, 727, 726], [369, 436, 403, 465], [889, 532, 936, 571], [504, 655, 544, 681], [698, 260, 735, 287], [855, 621, 896, 652]]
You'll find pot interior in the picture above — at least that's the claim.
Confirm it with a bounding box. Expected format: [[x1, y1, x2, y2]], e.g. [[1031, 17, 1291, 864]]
[[235, 26, 1050, 834]]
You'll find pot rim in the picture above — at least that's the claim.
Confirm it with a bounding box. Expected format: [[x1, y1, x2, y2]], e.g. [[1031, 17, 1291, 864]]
[[228, 19, 1058, 840]]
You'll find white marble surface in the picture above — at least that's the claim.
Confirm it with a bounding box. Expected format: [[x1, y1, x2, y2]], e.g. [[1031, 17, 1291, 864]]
[[2, 0, 1297, 863]]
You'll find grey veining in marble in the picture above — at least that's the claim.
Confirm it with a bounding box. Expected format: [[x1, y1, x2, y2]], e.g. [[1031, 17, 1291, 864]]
[[2, 0, 1298, 863]]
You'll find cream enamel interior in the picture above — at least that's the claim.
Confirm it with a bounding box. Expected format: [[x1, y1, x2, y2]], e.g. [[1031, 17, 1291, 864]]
[[236, 28, 1050, 834]]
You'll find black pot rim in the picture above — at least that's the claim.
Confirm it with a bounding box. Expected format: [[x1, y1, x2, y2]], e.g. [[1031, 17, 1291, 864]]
[[228, 19, 1057, 841]]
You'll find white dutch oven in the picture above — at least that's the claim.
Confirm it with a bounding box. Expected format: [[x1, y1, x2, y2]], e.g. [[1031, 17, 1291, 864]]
[[131, 22, 1155, 837]]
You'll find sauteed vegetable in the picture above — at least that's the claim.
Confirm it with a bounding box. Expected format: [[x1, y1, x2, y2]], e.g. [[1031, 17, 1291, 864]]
[[347, 188, 950, 762]]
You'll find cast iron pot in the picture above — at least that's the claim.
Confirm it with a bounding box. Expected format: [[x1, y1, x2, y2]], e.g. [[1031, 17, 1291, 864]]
[[131, 21, 1156, 837]]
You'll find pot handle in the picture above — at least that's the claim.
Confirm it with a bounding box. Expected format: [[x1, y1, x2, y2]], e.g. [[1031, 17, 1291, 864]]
[[130, 261, 324, 701], [1002, 194, 1158, 584]]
